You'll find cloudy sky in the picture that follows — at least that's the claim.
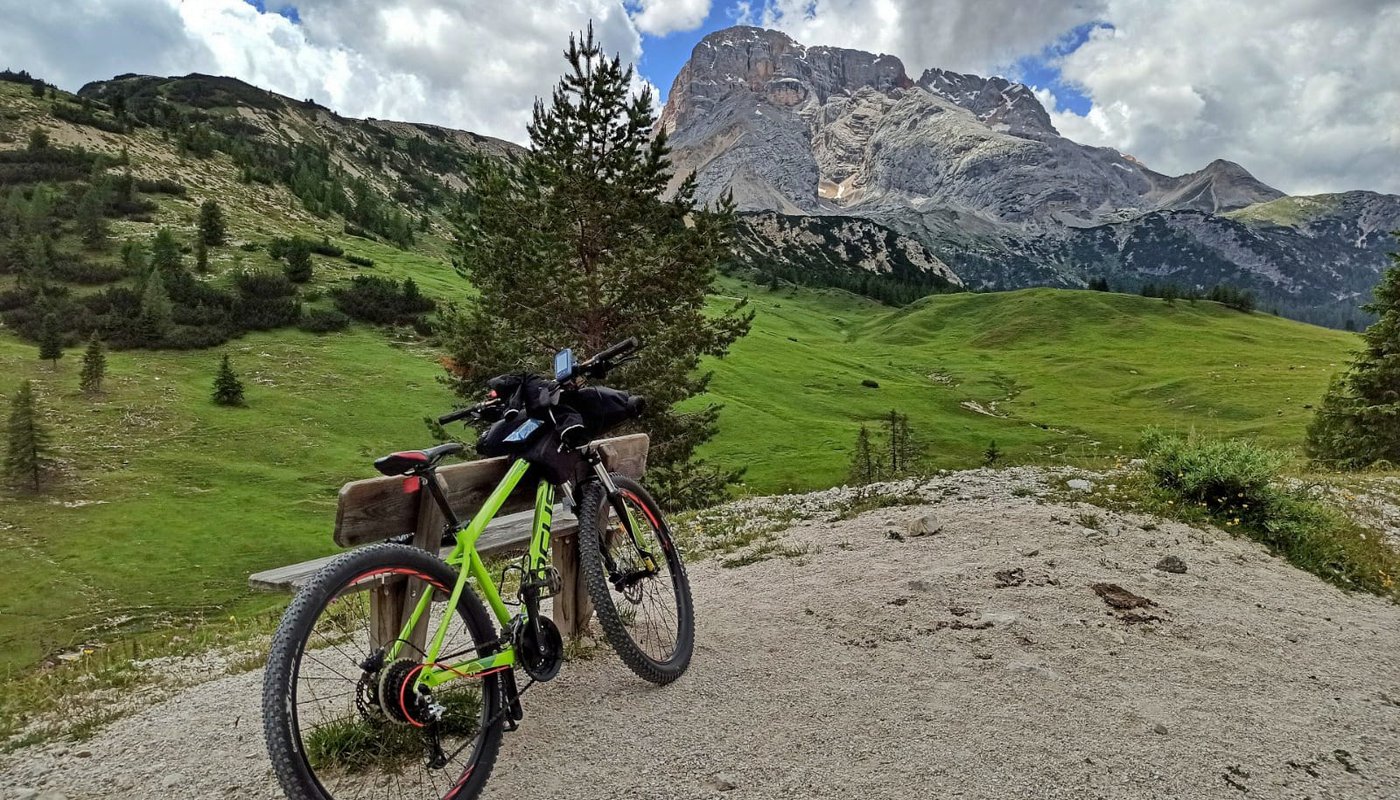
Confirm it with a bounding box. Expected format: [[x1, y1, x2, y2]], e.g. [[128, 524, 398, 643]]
[[3, 0, 1396, 195]]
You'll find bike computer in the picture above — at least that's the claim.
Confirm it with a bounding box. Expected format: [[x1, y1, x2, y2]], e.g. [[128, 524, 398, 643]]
[[554, 348, 575, 381]]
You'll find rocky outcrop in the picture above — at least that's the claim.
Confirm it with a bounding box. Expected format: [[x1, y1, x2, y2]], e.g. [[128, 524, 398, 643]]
[[736, 211, 962, 286]]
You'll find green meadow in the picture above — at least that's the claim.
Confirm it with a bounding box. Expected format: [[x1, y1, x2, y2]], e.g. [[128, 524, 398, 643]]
[[699, 282, 1356, 491], [0, 281, 1357, 673]]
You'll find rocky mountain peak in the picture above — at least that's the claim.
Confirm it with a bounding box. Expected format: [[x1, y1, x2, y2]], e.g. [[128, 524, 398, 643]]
[[660, 25, 911, 134], [1154, 158, 1285, 213], [916, 68, 1055, 136]]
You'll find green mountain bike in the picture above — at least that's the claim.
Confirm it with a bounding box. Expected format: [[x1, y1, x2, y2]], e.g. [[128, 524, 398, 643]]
[[262, 338, 694, 800]]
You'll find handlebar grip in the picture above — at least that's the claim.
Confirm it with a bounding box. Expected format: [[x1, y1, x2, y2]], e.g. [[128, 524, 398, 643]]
[[437, 407, 474, 425], [593, 336, 640, 363]]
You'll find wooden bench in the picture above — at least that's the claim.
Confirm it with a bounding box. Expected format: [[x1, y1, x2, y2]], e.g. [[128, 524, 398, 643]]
[[249, 433, 649, 640]]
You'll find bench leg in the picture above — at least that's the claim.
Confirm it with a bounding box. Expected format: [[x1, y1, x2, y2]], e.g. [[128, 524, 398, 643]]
[[551, 533, 593, 639], [369, 580, 405, 653]]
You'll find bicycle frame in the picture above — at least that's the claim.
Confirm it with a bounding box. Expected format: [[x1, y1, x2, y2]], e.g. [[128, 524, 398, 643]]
[[385, 458, 550, 691]]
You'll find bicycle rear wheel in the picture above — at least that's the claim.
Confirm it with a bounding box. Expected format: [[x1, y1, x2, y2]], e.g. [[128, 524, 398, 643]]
[[262, 543, 504, 800], [576, 475, 694, 684]]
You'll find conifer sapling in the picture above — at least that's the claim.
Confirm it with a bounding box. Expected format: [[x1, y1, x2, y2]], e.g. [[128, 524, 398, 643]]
[[212, 354, 245, 407]]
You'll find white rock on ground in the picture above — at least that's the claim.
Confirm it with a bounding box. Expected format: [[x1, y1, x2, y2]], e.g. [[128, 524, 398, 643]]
[[2, 467, 1398, 799]]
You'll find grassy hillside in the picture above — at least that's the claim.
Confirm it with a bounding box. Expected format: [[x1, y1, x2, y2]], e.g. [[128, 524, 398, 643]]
[[698, 282, 1356, 491], [0, 284, 1357, 675], [0, 328, 456, 672]]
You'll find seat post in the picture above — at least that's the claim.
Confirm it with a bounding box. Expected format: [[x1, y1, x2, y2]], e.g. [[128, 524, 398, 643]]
[[419, 467, 462, 529]]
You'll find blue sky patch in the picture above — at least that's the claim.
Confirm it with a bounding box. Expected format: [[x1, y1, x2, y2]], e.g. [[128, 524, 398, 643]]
[[637, 3, 750, 101], [1010, 22, 1108, 116], [243, 0, 301, 25]]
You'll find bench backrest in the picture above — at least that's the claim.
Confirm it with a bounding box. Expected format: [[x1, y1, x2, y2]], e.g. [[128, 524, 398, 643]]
[[333, 433, 650, 547]]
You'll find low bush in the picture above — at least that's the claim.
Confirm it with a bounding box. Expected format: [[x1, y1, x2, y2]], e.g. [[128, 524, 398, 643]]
[[51, 258, 128, 285], [1138, 430, 1399, 599], [309, 237, 343, 258], [344, 254, 374, 268], [134, 177, 186, 196], [298, 307, 350, 334], [332, 275, 433, 325]]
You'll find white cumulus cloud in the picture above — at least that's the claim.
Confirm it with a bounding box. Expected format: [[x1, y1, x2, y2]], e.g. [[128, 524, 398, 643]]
[[742, 0, 1400, 195], [0, 0, 646, 144], [744, 0, 1104, 76], [1043, 0, 1400, 194], [627, 0, 712, 36]]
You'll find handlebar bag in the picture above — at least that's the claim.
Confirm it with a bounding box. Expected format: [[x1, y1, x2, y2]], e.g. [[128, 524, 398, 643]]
[[475, 410, 547, 458], [475, 374, 557, 457], [566, 386, 644, 438]]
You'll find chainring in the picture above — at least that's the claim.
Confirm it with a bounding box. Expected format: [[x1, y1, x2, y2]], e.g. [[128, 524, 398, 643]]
[[517, 616, 564, 682]]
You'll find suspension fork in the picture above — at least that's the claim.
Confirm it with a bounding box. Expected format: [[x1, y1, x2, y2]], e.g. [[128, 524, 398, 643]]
[[584, 450, 657, 577]]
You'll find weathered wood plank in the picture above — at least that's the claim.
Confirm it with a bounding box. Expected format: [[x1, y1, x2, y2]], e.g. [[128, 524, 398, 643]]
[[248, 508, 581, 592], [333, 433, 647, 547]]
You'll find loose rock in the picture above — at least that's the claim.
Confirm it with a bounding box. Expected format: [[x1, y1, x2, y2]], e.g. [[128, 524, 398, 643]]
[[705, 773, 738, 792], [1155, 555, 1188, 574], [907, 514, 943, 536]]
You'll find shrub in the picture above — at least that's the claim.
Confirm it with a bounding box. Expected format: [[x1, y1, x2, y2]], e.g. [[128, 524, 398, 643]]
[[283, 241, 313, 283], [309, 237, 343, 258], [344, 254, 374, 268], [298, 307, 350, 334], [233, 269, 296, 299], [332, 275, 433, 325], [1138, 430, 1399, 599], [51, 258, 127, 285], [134, 178, 186, 196]]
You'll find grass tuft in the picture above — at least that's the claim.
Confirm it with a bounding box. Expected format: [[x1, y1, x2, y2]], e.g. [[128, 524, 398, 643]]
[[1133, 431, 1400, 600]]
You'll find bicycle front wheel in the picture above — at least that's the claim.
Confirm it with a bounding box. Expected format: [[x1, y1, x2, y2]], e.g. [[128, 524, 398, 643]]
[[262, 543, 504, 800], [577, 475, 695, 684]]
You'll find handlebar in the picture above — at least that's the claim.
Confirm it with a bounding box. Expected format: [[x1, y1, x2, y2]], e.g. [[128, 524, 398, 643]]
[[436, 337, 642, 425], [436, 397, 501, 426], [587, 336, 639, 366]]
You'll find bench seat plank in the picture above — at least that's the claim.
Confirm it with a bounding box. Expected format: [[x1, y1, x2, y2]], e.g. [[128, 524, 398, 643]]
[[249, 506, 581, 592], [333, 433, 646, 548]]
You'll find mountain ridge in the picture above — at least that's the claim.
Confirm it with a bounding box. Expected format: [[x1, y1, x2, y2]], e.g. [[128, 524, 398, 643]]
[[659, 25, 1399, 326]]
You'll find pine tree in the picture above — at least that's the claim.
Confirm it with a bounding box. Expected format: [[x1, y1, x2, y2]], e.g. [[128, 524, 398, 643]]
[[195, 236, 209, 273], [212, 354, 245, 407], [882, 410, 916, 476], [120, 238, 146, 273], [76, 185, 108, 250], [37, 313, 62, 366], [149, 227, 182, 274], [138, 268, 173, 344], [1306, 233, 1400, 467], [4, 380, 52, 491], [283, 238, 312, 282], [848, 425, 878, 485], [984, 440, 1002, 466], [23, 235, 51, 286], [79, 334, 106, 394], [197, 199, 226, 246], [27, 127, 48, 150], [444, 26, 751, 508]]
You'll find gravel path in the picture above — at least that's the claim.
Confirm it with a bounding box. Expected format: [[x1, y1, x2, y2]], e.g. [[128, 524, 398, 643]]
[[4, 468, 1399, 800]]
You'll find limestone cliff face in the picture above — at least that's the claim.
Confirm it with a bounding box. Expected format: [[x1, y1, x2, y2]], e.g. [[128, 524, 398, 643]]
[[660, 26, 1399, 326], [661, 27, 1285, 226]]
